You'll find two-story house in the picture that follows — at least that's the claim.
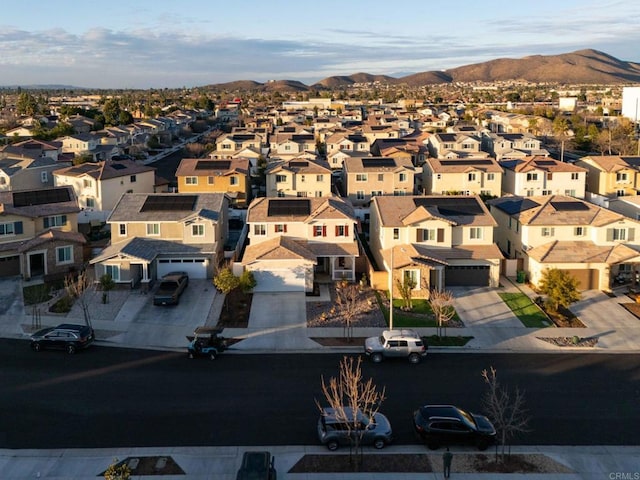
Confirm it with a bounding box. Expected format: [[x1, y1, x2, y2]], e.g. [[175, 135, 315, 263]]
[[500, 156, 587, 198], [215, 133, 265, 157], [176, 158, 251, 207], [575, 155, 640, 198], [482, 132, 548, 160], [0, 186, 85, 280], [269, 133, 316, 160], [422, 157, 503, 197], [242, 196, 359, 291], [90, 193, 228, 289], [265, 158, 332, 198], [427, 132, 485, 159], [343, 157, 416, 206], [53, 159, 157, 223], [489, 195, 640, 290], [369, 195, 503, 294], [325, 132, 371, 158]]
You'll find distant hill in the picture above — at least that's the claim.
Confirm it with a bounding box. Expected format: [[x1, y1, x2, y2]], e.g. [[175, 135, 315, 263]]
[[203, 49, 640, 93]]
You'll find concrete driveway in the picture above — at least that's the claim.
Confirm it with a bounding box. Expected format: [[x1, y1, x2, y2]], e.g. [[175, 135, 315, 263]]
[[230, 292, 319, 350], [450, 286, 524, 328]]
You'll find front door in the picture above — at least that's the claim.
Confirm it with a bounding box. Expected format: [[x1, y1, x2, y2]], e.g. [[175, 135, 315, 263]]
[[29, 253, 45, 277]]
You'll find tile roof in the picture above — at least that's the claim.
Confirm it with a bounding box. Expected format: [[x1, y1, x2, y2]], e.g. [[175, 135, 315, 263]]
[[108, 193, 226, 223], [175, 157, 250, 177], [242, 236, 316, 263], [0, 186, 79, 218], [53, 159, 155, 181], [526, 241, 640, 264], [247, 196, 355, 223], [90, 237, 217, 264], [17, 229, 86, 252], [500, 156, 586, 173], [580, 155, 640, 172]]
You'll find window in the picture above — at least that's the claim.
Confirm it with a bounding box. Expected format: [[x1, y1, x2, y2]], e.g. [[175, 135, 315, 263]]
[[146, 223, 160, 236], [526, 173, 538, 181], [119, 223, 127, 236], [316, 174, 324, 182], [487, 173, 495, 181], [229, 176, 238, 186], [541, 227, 555, 237], [436, 174, 441, 180], [0, 222, 16, 236], [276, 174, 287, 183], [40, 171, 48, 183], [571, 172, 579, 180], [208, 176, 215, 184], [403, 269, 419, 289], [335, 225, 349, 237], [526, 189, 534, 197], [86, 197, 95, 208], [356, 174, 368, 182], [105, 265, 120, 281], [378, 174, 384, 182], [542, 190, 552, 195], [275, 224, 287, 233], [56, 246, 73, 264], [564, 189, 576, 197], [417, 229, 436, 241], [399, 173, 407, 182], [574, 226, 586, 237], [253, 224, 266, 236], [617, 189, 625, 197], [185, 176, 198, 185], [467, 172, 477, 181], [300, 175, 306, 183], [547, 173, 553, 180], [616, 172, 628, 182], [296, 191, 308, 197], [314, 225, 326, 237], [356, 191, 365, 200], [393, 228, 399, 240], [469, 227, 483, 239], [277, 191, 285, 197], [43, 215, 67, 228], [130, 175, 137, 183], [315, 191, 323, 197], [371, 190, 382, 196], [611, 228, 627, 241], [192, 224, 204, 237]]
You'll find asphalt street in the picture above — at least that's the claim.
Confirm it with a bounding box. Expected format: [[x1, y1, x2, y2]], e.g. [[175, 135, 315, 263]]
[[1, 340, 639, 450]]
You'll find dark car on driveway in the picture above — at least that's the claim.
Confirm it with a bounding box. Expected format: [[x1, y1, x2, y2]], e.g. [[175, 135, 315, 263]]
[[30, 323, 95, 354], [153, 271, 189, 306], [413, 404, 496, 450]]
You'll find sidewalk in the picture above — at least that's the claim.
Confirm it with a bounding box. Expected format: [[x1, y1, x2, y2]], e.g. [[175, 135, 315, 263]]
[[1, 445, 638, 479]]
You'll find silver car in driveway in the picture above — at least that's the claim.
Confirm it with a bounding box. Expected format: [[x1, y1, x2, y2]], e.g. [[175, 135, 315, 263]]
[[317, 407, 393, 451]]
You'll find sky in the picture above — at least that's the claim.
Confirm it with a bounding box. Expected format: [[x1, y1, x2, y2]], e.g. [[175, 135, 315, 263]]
[[1, 0, 639, 90]]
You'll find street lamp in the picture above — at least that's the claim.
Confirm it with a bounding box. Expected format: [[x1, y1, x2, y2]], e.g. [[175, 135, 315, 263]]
[[388, 246, 406, 331]]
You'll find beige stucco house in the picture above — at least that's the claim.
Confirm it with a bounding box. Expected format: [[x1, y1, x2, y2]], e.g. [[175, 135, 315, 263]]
[[489, 195, 640, 290], [422, 157, 503, 197], [343, 156, 416, 206], [369, 195, 503, 294], [265, 158, 332, 198], [90, 193, 228, 289], [575, 155, 640, 198], [500, 156, 587, 198], [243, 196, 359, 291]]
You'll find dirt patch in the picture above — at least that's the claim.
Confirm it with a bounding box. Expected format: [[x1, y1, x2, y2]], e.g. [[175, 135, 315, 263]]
[[621, 302, 640, 320], [289, 453, 572, 474], [542, 305, 586, 328], [306, 285, 386, 328], [537, 336, 598, 347], [216, 289, 252, 328]]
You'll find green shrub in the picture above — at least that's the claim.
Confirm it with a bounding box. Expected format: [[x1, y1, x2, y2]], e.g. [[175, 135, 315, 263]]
[[50, 295, 73, 313]]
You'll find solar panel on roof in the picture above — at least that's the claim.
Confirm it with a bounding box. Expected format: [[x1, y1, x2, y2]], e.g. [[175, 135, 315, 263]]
[[140, 195, 197, 212], [289, 161, 309, 168], [413, 197, 484, 216], [440, 159, 493, 166], [533, 160, 557, 166], [110, 163, 127, 170], [13, 188, 71, 207], [496, 198, 540, 215], [267, 199, 310, 216], [196, 160, 231, 170], [362, 158, 396, 168], [550, 201, 589, 211]]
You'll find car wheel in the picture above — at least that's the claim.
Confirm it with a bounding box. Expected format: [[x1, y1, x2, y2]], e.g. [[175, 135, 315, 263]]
[[408, 353, 421, 364], [66, 344, 76, 354], [373, 438, 386, 449], [209, 352, 217, 360], [327, 440, 339, 451], [371, 353, 383, 363], [31, 342, 42, 352]]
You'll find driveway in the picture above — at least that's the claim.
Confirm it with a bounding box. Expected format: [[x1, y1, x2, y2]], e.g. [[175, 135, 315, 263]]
[[230, 292, 319, 350], [450, 286, 524, 328]]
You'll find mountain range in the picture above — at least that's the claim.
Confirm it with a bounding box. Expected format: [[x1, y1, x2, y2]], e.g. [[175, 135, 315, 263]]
[[206, 49, 640, 92]]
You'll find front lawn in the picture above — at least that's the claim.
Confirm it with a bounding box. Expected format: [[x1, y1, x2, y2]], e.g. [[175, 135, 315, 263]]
[[375, 292, 461, 328], [498, 292, 551, 328]]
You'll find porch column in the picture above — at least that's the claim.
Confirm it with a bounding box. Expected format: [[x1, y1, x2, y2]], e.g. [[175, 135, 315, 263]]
[[142, 263, 149, 281]]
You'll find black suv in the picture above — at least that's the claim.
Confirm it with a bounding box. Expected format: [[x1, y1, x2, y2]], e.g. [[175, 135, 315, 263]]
[[412, 404, 496, 450], [30, 323, 95, 354]]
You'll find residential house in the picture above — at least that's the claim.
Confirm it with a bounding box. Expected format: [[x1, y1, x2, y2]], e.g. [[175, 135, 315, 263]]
[[489, 195, 640, 290], [343, 156, 416, 206], [90, 193, 228, 289], [370, 136, 428, 166], [500, 156, 587, 198], [269, 133, 316, 160], [0, 186, 85, 280], [53, 159, 157, 223], [361, 124, 400, 144], [427, 132, 486, 159], [369, 195, 503, 295], [326, 149, 370, 171], [482, 132, 548, 160], [265, 158, 332, 198], [215, 133, 265, 157], [175, 158, 251, 207], [243, 196, 359, 291], [0, 156, 62, 192], [422, 157, 503, 197], [60, 133, 120, 162], [66, 114, 97, 134], [575, 155, 640, 198], [325, 132, 370, 158]]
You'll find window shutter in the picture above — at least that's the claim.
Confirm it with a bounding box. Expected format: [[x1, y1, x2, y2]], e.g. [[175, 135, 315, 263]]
[[606, 228, 613, 241], [629, 228, 635, 241], [14, 221, 23, 234], [335, 225, 339, 236], [345, 225, 349, 236], [416, 229, 422, 242], [437, 228, 445, 243], [284, 224, 287, 233], [43, 217, 50, 228], [322, 225, 327, 237]]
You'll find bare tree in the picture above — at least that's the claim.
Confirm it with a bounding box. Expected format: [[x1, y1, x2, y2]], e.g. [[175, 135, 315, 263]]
[[395, 275, 416, 311], [430, 289, 456, 337], [334, 280, 360, 342], [317, 356, 386, 470], [64, 269, 93, 328], [481, 366, 530, 462]]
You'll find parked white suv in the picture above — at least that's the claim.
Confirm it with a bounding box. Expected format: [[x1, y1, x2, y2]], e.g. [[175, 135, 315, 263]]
[[364, 329, 427, 364]]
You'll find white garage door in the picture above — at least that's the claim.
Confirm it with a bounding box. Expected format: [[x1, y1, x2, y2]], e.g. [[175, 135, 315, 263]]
[[157, 258, 208, 279], [251, 268, 306, 292]]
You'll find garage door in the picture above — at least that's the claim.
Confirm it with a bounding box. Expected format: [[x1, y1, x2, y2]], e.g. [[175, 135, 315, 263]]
[[445, 265, 489, 286], [561, 269, 597, 290], [251, 268, 306, 292], [0, 255, 20, 277], [157, 258, 208, 279]]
